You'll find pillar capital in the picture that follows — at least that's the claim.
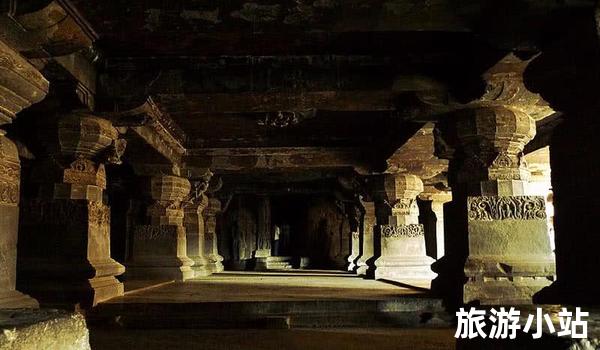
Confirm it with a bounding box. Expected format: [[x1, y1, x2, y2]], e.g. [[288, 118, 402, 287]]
[[32, 112, 126, 191], [144, 175, 191, 226], [0, 39, 49, 126], [384, 173, 423, 225], [437, 106, 535, 196]]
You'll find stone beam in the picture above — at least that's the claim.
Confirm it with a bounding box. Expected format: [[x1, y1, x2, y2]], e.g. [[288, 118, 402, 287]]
[[0, 0, 97, 58], [385, 123, 448, 181], [404, 53, 556, 123], [0, 1, 100, 111], [184, 147, 370, 173], [111, 98, 186, 167], [157, 90, 395, 114]]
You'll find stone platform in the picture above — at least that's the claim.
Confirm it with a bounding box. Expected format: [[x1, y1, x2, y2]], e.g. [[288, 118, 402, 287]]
[[89, 271, 449, 329]]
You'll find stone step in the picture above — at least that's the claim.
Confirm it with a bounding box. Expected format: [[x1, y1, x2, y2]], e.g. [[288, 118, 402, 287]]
[[88, 297, 451, 330]]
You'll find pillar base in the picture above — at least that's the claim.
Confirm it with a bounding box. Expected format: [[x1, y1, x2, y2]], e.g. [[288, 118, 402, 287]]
[[189, 256, 212, 277], [347, 254, 359, 272], [355, 262, 373, 277], [254, 257, 269, 271], [0, 291, 39, 309], [205, 257, 224, 274], [356, 265, 368, 276], [464, 277, 554, 305], [17, 276, 124, 309], [464, 256, 555, 305], [126, 266, 194, 281], [374, 256, 436, 283], [17, 258, 125, 308]]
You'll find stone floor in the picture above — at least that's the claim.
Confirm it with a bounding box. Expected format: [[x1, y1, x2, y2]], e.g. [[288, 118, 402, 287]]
[[89, 327, 456, 350], [87, 270, 451, 349], [108, 270, 429, 303]]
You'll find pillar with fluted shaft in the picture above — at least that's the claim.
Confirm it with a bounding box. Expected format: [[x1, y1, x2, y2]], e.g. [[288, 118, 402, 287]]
[[373, 174, 436, 283]]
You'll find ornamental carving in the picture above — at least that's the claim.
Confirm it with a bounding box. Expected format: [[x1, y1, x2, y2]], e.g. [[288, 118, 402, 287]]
[[22, 200, 94, 225], [390, 198, 418, 215], [134, 225, 178, 240], [88, 201, 110, 227], [380, 224, 424, 238], [0, 40, 49, 92], [257, 109, 316, 128], [63, 158, 107, 188], [0, 180, 18, 205], [467, 196, 547, 221], [147, 200, 184, 218], [0, 163, 19, 182], [491, 152, 514, 168], [105, 138, 127, 165]]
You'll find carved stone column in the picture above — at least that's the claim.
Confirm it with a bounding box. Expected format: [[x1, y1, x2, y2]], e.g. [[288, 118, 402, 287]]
[[183, 194, 210, 277], [373, 174, 436, 283], [0, 134, 39, 308], [436, 106, 555, 304], [19, 112, 126, 308], [127, 175, 194, 280], [355, 196, 375, 276], [346, 202, 362, 272], [419, 189, 452, 260], [203, 197, 224, 273], [182, 173, 212, 277], [0, 40, 48, 308], [254, 195, 272, 270]]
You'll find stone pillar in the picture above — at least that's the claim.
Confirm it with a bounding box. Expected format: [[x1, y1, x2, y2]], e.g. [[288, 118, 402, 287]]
[[419, 190, 452, 260], [0, 134, 38, 308], [19, 113, 126, 308], [203, 197, 224, 273], [436, 106, 555, 305], [254, 196, 272, 270], [355, 197, 376, 276], [127, 175, 194, 280], [346, 202, 362, 271], [0, 39, 48, 308], [183, 194, 210, 277], [373, 174, 436, 283]]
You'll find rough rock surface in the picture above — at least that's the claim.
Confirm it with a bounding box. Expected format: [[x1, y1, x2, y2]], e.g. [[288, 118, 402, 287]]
[[0, 309, 90, 350]]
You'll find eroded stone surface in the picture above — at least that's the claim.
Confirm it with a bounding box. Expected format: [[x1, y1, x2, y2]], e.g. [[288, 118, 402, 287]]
[[0, 309, 90, 350]]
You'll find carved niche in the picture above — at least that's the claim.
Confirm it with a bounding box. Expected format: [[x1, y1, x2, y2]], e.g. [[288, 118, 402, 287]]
[[467, 196, 547, 221]]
